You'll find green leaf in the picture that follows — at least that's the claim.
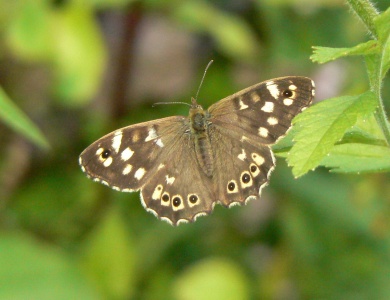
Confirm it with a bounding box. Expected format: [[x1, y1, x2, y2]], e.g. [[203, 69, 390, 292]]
[[311, 40, 378, 64], [173, 258, 249, 300], [173, 1, 258, 61], [0, 87, 49, 149], [320, 143, 390, 173], [0, 232, 99, 299], [80, 206, 136, 299], [288, 91, 377, 177], [52, 4, 106, 105], [5, 0, 54, 61]]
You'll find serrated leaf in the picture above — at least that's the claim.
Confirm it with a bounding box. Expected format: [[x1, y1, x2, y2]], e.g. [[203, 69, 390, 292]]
[[288, 91, 377, 177], [311, 41, 378, 64], [320, 143, 390, 173], [0, 87, 49, 149]]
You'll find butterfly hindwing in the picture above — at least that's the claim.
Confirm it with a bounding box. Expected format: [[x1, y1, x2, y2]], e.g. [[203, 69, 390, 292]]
[[79, 76, 315, 225]]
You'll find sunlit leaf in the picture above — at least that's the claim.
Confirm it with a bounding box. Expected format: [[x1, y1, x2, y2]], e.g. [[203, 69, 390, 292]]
[[288, 91, 377, 177], [321, 143, 390, 173], [311, 41, 378, 64]]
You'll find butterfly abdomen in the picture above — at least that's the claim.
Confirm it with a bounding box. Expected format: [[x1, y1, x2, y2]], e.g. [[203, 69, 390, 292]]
[[189, 106, 214, 177], [195, 134, 214, 177]]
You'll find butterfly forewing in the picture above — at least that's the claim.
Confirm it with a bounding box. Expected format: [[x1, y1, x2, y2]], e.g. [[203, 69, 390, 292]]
[[208, 77, 315, 144], [79, 116, 187, 191], [79, 76, 315, 225]]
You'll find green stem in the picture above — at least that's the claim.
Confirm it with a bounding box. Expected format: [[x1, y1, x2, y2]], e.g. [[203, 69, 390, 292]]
[[348, 0, 390, 145], [346, 0, 379, 38]]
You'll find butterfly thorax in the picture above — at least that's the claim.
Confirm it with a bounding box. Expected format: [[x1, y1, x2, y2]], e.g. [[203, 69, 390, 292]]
[[189, 98, 214, 177]]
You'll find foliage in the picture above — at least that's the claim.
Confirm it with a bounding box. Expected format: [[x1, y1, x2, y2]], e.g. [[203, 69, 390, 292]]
[[286, 0, 390, 176], [0, 0, 390, 300]]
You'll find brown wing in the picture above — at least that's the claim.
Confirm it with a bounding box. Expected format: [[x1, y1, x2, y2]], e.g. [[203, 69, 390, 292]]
[[79, 116, 188, 192], [208, 76, 315, 144]]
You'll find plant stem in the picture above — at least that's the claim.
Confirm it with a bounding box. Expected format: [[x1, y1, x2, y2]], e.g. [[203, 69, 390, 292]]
[[346, 0, 379, 38], [348, 0, 390, 145]]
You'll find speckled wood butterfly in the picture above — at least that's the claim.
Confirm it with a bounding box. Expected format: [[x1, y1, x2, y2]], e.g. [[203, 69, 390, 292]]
[[79, 75, 315, 225]]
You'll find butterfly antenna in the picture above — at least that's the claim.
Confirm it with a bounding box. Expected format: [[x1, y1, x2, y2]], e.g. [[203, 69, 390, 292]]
[[152, 101, 191, 108], [195, 60, 214, 101]]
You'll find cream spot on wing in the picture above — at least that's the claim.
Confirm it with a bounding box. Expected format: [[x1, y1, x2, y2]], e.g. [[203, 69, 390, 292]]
[[134, 168, 146, 180], [112, 130, 123, 153], [103, 156, 113, 167], [158, 163, 165, 170], [266, 81, 279, 99], [132, 131, 140, 142], [152, 185, 163, 200], [96, 148, 104, 156], [252, 153, 265, 166], [172, 195, 185, 211], [165, 175, 175, 185], [283, 98, 294, 106], [238, 149, 246, 161], [261, 101, 274, 113], [258, 127, 269, 137], [156, 138, 164, 147], [249, 163, 260, 177], [267, 117, 278, 125], [122, 164, 132, 175], [240, 171, 253, 189], [239, 99, 248, 110], [145, 127, 158, 142], [251, 92, 261, 102], [289, 84, 297, 91], [121, 147, 134, 161], [227, 180, 239, 194]]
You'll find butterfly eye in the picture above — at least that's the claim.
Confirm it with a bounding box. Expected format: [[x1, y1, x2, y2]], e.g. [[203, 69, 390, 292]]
[[101, 149, 111, 159], [282, 89, 293, 98]]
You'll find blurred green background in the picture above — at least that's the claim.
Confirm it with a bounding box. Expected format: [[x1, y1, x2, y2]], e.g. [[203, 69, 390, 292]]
[[1, 0, 390, 299]]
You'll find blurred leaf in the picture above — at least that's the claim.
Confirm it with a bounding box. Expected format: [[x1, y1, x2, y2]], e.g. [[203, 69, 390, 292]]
[[80, 206, 136, 299], [373, 7, 390, 76], [0, 232, 99, 300], [173, 1, 258, 61], [288, 91, 377, 177], [51, 4, 106, 104], [320, 143, 390, 173], [0, 87, 49, 149], [5, 0, 54, 61], [311, 40, 378, 64], [173, 258, 249, 300], [81, 0, 136, 8]]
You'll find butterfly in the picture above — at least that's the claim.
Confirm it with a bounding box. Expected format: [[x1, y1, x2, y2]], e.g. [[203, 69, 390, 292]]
[[79, 76, 315, 225]]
